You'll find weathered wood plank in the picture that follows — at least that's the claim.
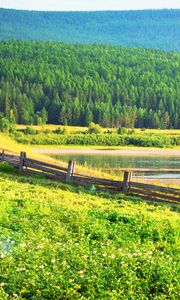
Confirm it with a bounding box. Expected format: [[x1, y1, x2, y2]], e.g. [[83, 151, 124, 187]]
[[4, 159, 19, 168], [130, 193, 179, 204], [25, 161, 67, 177], [72, 174, 123, 188], [129, 188, 180, 202], [24, 158, 67, 171], [71, 178, 122, 193], [24, 168, 66, 180], [4, 154, 19, 160], [73, 173, 123, 186], [130, 181, 180, 195]]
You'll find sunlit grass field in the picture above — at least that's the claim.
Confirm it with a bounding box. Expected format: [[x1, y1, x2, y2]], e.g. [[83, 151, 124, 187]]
[[16, 124, 180, 135], [0, 163, 179, 299]]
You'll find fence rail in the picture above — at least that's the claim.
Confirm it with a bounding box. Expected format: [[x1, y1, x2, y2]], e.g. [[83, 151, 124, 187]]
[[0, 150, 179, 205]]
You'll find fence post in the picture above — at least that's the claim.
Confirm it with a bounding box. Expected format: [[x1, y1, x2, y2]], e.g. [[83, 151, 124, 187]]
[[72, 160, 76, 174], [19, 151, 26, 172], [66, 160, 76, 182], [122, 171, 132, 193], [1, 150, 5, 161]]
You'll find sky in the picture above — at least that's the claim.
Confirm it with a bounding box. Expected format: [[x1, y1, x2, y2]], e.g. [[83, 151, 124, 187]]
[[0, 0, 180, 11]]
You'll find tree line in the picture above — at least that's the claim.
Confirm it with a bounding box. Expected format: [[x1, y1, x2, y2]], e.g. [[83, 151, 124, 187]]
[[0, 41, 179, 128]]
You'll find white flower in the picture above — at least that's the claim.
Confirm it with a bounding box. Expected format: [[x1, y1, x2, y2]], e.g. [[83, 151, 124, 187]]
[[51, 259, 56, 264], [39, 265, 44, 269], [0, 253, 6, 258]]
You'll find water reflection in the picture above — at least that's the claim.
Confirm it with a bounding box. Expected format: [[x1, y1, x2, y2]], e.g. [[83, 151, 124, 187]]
[[51, 154, 180, 179]]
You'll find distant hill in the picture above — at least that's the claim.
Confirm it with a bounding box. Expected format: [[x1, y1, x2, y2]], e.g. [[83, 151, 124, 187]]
[[0, 8, 180, 51]]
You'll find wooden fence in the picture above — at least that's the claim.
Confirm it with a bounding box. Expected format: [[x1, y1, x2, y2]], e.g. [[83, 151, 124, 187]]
[[0, 150, 179, 205]]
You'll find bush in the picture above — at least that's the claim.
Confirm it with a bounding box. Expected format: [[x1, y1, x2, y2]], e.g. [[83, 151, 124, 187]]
[[12, 131, 180, 147], [117, 127, 126, 135], [54, 127, 64, 134], [88, 122, 103, 134], [25, 127, 37, 135], [0, 116, 10, 133]]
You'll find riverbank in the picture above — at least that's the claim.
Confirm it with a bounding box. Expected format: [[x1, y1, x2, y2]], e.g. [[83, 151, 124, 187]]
[[32, 146, 180, 157]]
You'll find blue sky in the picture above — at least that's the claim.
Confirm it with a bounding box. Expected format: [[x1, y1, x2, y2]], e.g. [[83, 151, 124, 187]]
[[0, 0, 180, 11]]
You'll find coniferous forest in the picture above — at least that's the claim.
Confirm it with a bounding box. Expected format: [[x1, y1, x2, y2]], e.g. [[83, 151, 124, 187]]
[[0, 40, 180, 128], [0, 9, 180, 51]]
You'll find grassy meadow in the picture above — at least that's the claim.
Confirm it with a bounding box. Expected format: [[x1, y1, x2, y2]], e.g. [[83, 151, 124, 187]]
[[0, 162, 179, 299], [16, 125, 180, 136], [13, 125, 180, 148]]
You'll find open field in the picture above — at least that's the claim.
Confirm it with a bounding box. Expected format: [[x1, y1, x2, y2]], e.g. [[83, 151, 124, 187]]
[[0, 163, 179, 299]]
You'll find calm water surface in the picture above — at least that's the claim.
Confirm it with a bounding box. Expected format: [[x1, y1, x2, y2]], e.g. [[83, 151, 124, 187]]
[[51, 154, 180, 179]]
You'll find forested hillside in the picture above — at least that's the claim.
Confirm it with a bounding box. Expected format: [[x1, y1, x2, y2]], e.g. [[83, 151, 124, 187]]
[[0, 41, 180, 128], [0, 8, 180, 51]]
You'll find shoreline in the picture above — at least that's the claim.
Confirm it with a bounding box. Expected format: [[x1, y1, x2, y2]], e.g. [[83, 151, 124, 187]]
[[32, 147, 180, 157]]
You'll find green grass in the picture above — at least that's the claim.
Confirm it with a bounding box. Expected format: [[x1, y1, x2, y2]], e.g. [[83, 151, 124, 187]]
[[16, 125, 180, 136], [13, 131, 180, 148], [0, 163, 179, 299]]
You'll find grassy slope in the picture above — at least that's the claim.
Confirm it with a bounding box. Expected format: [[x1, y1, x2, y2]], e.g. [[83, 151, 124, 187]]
[[0, 133, 122, 180], [0, 164, 179, 299]]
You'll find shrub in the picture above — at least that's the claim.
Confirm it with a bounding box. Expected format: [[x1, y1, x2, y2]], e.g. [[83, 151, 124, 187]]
[[88, 122, 103, 134], [117, 127, 126, 135], [54, 127, 64, 134], [12, 131, 180, 147], [25, 126, 37, 135]]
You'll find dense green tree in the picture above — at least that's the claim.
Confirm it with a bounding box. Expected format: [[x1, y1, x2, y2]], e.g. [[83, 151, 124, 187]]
[[0, 41, 179, 128]]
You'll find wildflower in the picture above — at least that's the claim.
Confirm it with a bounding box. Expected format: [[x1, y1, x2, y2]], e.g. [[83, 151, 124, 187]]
[[0, 253, 6, 258], [39, 265, 44, 269], [51, 259, 56, 264], [13, 294, 18, 298]]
